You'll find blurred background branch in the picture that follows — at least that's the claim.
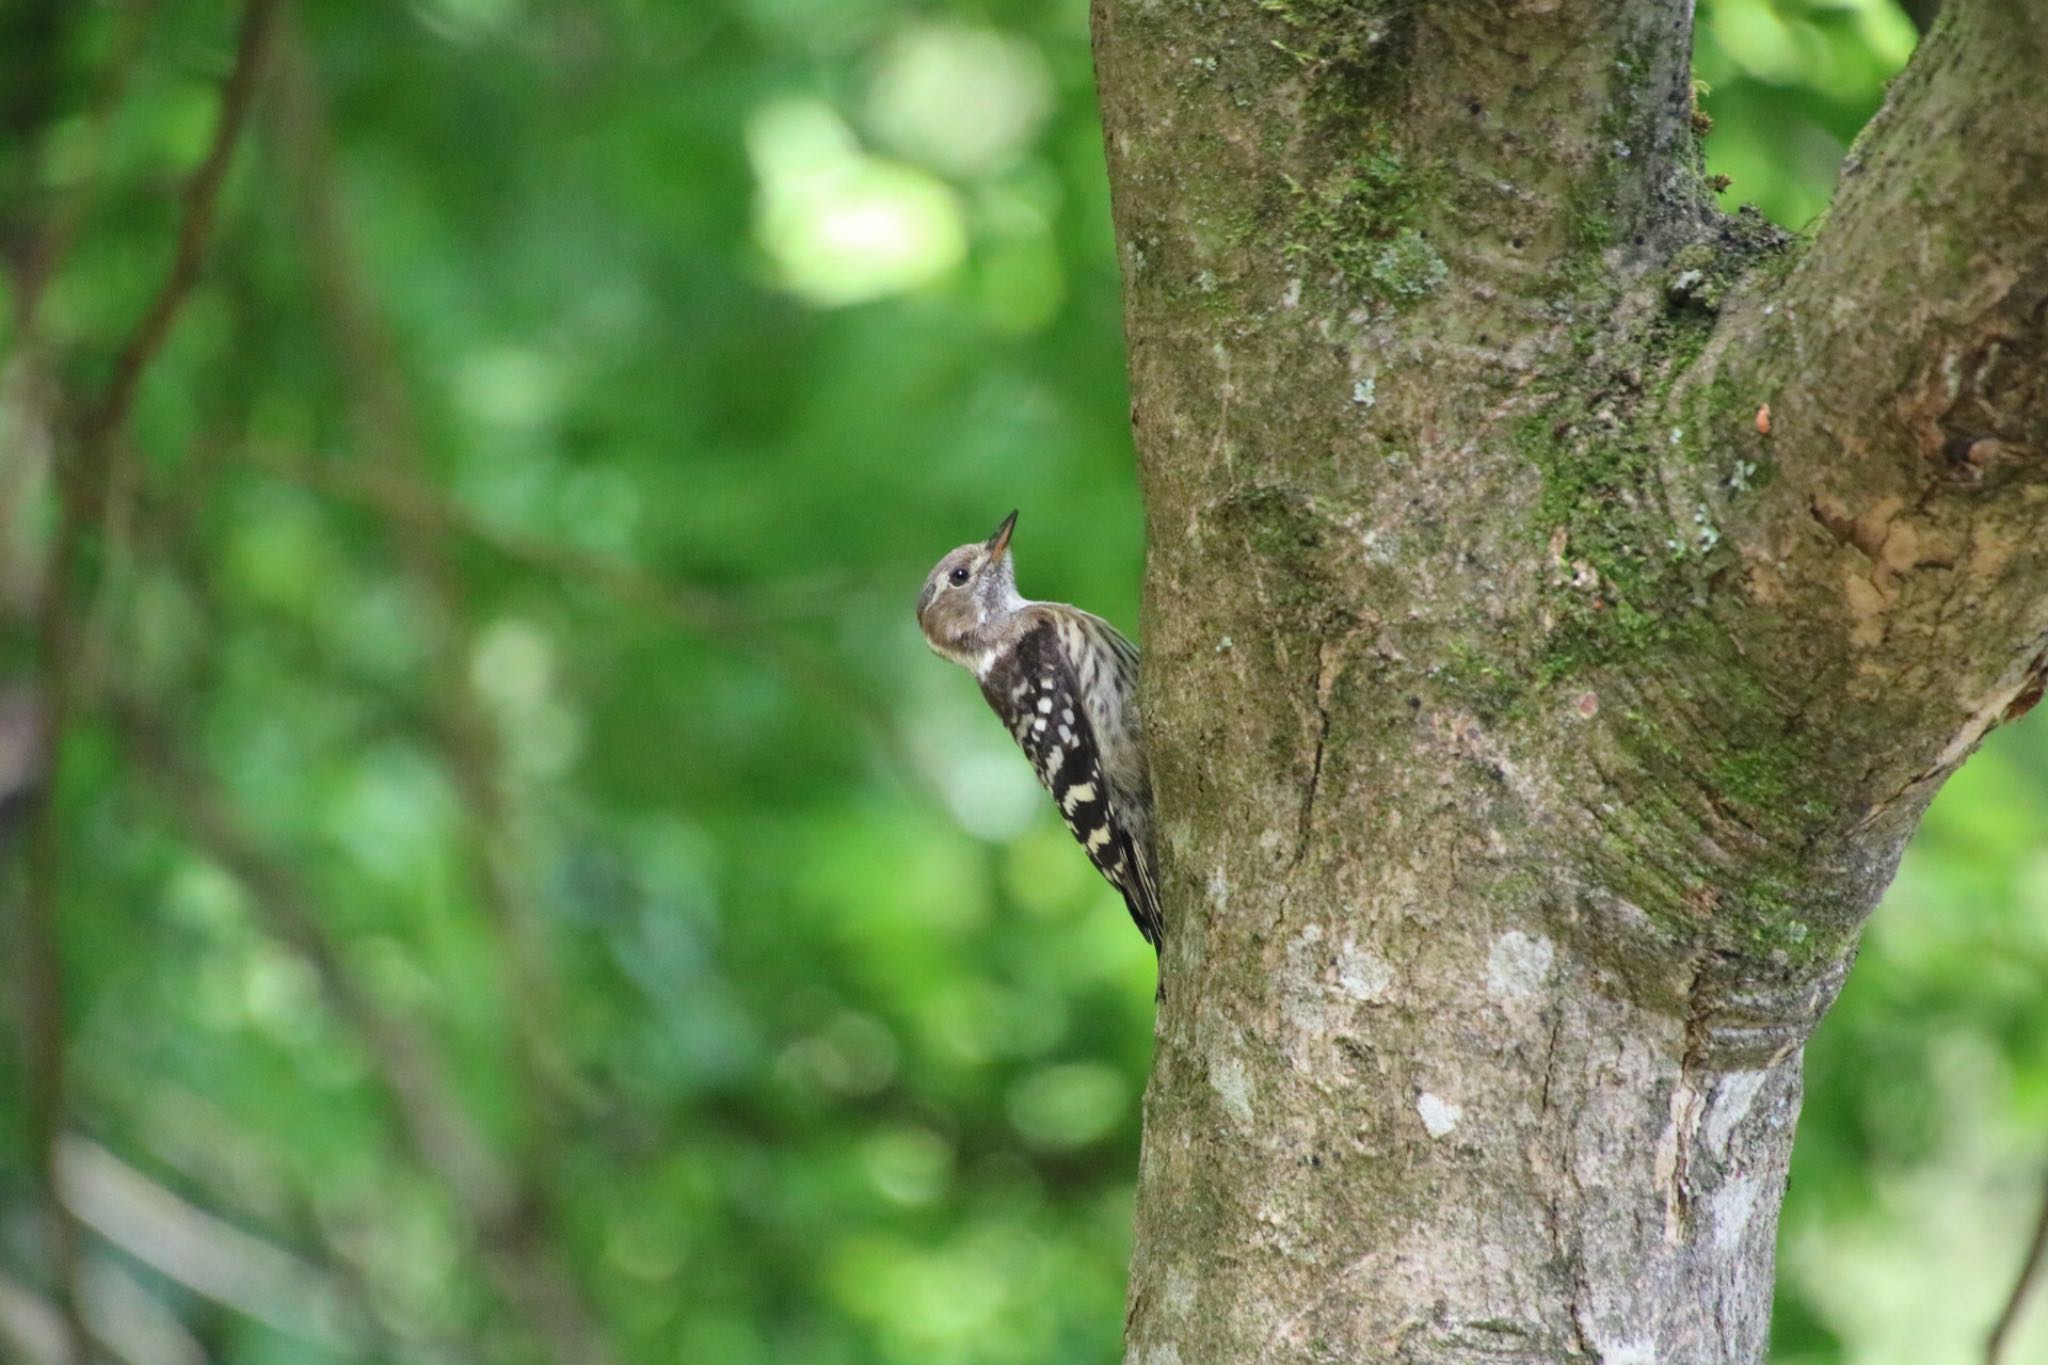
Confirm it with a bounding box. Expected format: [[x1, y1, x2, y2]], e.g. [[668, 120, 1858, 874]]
[[81, 0, 278, 461], [1988, 1165, 2048, 1364], [114, 694, 614, 1365], [57, 1134, 347, 1348], [265, 6, 582, 1236], [13, 4, 276, 1361], [245, 443, 953, 810], [0, 1264, 206, 1365]]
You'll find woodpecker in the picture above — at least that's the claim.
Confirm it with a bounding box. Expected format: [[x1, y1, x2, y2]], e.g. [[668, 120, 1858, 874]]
[[916, 511, 1164, 969]]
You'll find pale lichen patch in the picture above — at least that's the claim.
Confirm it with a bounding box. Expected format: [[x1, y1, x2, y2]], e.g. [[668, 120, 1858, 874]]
[[1704, 1070, 1769, 1154], [1335, 939, 1393, 1001], [1486, 930, 1555, 1000], [1209, 1051, 1255, 1126], [1416, 1092, 1462, 1137], [1282, 927, 1337, 1049], [1206, 862, 1231, 911], [1710, 1172, 1764, 1252]]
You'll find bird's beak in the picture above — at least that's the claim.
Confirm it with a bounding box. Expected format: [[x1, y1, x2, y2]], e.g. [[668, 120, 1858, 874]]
[[986, 509, 1018, 560]]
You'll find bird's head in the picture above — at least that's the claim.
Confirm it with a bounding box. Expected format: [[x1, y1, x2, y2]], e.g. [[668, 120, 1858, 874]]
[[917, 509, 1022, 668]]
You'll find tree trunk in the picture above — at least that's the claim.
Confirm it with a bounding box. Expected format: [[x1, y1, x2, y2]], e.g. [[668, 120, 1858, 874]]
[[1093, 2, 2048, 1360]]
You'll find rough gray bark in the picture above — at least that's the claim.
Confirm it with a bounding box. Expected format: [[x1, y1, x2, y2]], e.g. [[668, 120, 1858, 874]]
[[1094, 2, 2048, 1361]]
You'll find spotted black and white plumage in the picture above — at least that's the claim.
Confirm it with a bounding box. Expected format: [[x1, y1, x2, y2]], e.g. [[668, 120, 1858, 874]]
[[916, 512, 1164, 971]]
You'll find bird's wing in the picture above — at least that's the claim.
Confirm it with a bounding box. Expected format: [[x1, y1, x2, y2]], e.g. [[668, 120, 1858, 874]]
[[980, 618, 1162, 950], [1049, 611, 1160, 944]]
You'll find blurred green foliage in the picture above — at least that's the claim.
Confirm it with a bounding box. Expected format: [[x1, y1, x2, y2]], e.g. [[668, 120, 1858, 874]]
[[0, 1, 2038, 1363]]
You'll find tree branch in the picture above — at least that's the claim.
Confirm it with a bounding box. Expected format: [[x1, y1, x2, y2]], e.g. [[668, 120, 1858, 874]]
[[263, 8, 580, 1205], [9, 696, 81, 1365], [1662, 1, 2048, 846], [81, 0, 277, 455], [0, 1267, 204, 1365], [15, 9, 276, 1359], [1989, 1161, 2048, 1365], [55, 1136, 347, 1348], [7, 0, 166, 340], [1095, 3, 2047, 1360]]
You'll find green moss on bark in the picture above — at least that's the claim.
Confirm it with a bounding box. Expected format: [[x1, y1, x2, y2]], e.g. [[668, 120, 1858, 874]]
[[1282, 138, 1447, 312]]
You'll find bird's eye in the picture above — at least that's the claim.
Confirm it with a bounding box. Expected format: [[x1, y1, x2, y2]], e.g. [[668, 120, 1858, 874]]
[[948, 566, 971, 587]]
